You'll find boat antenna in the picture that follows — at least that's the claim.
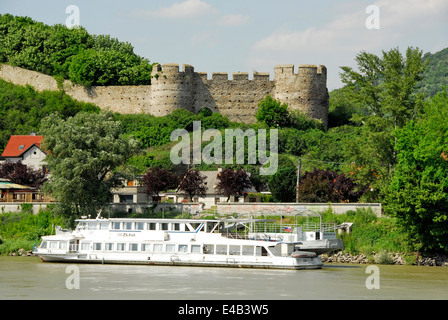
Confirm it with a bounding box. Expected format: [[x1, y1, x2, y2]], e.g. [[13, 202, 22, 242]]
[[96, 209, 102, 219]]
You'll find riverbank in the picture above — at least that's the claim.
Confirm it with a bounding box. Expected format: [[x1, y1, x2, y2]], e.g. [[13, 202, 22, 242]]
[[323, 251, 448, 267]]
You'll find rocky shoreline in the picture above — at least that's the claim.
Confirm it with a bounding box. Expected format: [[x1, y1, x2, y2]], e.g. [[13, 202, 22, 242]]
[[322, 251, 448, 267]]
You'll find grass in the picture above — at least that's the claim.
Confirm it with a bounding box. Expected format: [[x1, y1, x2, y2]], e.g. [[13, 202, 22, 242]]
[[0, 209, 65, 255]]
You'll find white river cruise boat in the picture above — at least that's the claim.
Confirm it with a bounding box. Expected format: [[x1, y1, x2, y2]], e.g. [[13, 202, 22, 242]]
[[33, 217, 326, 270]]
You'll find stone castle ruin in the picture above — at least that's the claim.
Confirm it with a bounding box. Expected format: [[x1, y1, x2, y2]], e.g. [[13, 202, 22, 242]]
[[0, 63, 329, 126]]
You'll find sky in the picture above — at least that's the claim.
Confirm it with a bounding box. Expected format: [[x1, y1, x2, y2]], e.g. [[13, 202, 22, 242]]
[[1, 0, 448, 90]]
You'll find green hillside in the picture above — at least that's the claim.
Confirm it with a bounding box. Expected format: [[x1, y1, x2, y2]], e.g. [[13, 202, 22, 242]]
[[417, 47, 448, 96]]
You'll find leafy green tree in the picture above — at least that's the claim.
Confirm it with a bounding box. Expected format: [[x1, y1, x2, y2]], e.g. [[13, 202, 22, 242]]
[[386, 90, 448, 253], [255, 95, 290, 127], [339, 47, 428, 194], [39, 112, 140, 217], [268, 166, 296, 202]]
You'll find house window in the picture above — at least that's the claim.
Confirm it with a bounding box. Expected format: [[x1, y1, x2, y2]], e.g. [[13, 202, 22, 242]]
[[18, 145, 24, 150]]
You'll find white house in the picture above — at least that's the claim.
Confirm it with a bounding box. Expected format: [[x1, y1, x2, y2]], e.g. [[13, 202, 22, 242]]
[[0, 134, 47, 172]]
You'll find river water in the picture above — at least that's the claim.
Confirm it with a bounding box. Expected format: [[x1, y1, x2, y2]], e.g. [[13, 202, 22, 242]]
[[1, 256, 447, 300]]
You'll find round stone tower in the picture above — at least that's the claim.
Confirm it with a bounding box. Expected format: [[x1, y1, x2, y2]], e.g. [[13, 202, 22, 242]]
[[273, 64, 329, 128], [146, 63, 195, 116]]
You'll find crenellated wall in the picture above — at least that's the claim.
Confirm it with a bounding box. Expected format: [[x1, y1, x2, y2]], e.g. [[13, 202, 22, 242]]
[[0, 63, 329, 126]]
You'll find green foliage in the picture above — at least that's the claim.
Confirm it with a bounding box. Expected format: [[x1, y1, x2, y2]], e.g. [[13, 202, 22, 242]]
[[0, 13, 153, 86], [39, 112, 141, 217], [417, 47, 448, 97], [256, 95, 324, 130], [0, 210, 65, 254], [321, 208, 411, 255], [0, 78, 99, 151], [386, 90, 448, 253], [255, 95, 290, 127]]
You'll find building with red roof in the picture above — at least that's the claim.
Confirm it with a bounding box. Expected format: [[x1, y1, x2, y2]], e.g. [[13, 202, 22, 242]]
[[1, 134, 47, 172]]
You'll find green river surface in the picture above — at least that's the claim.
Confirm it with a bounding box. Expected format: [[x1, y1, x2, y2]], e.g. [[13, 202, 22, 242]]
[[1, 256, 447, 300]]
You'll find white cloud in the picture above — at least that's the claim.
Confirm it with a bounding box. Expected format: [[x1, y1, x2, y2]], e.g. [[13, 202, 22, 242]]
[[134, 0, 218, 19], [217, 14, 252, 27], [247, 0, 448, 89]]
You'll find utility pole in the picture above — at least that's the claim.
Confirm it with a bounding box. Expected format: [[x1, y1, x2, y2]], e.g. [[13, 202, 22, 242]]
[[296, 157, 302, 203]]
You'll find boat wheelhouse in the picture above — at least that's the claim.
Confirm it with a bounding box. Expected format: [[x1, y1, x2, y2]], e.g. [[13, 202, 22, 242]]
[[34, 218, 324, 270]]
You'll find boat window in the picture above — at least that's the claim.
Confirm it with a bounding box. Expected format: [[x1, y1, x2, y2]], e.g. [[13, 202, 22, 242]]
[[76, 222, 87, 230], [229, 245, 240, 255], [105, 243, 114, 251], [49, 241, 58, 249], [40, 241, 47, 249], [136, 222, 144, 230], [178, 244, 188, 252], [59, 242, 67, 250], [149, 223, 156, 230], [166, 244, 175, 252], [93, 243, 102, 251], [154, 244, 163, 252], [242, 246, 254, 256], [191, 245, 201, 253], [99, 222, 109, 230], [117, 243, 126, 251], [129, 243, 138, 251], [124, 222, 133, 230], [142, 244, 151, 252], [255, 246, 268, 256], [81, 242, 90, 251], [161, 223, 169, 231], [204, 244, 214, 254], [88, 223, 98, 230], [112, 222, 121, 230], [216, 245, 227, 255], [173, 223, 180, 231]]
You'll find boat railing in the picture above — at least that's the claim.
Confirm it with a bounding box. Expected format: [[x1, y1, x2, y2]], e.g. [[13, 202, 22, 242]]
[[250, 222, 337, 234]]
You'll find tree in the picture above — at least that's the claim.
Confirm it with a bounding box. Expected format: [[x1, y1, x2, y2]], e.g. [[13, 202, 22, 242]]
[[0, 161, 47, 188], [339, 47, 429, 194], [177, 169, 207, 202], [39, 112, 140, 217], [143, 167, 179, 200], [297, 168, 365, 203], [268, 166, 296, 202], [386, 90, 448, 253], [216, 169, 253, 202], [255, 95, 290, 127]]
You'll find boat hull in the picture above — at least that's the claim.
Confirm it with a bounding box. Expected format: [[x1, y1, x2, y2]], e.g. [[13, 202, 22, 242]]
[[35, 252, 323, 270]]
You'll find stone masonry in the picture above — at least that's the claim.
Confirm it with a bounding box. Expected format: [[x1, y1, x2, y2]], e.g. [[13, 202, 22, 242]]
[[0, 63, 329, 126]]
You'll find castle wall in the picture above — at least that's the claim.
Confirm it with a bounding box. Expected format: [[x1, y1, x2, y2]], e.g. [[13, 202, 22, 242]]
[[0, 63, 328, 126]]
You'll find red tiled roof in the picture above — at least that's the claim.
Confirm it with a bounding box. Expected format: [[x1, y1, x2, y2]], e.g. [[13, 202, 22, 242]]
[[1, 135, 44, 158]]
